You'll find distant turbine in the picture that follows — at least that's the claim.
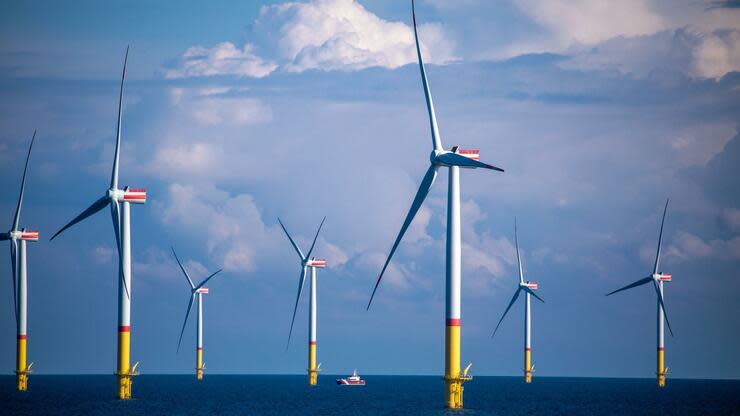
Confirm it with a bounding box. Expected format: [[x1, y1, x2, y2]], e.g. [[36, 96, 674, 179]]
[[50, 47, 146, 400], [366, 0, 504, 409], [172, 248, 223, 380], [0, 131, 38, 392], [606, 199, 673, 388], [279, 217, 326, 386], [491, 219, 544, 384]]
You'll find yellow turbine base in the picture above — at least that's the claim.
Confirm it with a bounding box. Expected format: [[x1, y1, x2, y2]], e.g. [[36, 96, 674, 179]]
[[524, 349, 532, 383], [16, 337, 28, 391], [117, 329, 132, 399], [308, 343, 318, 385], [197, 348, 203, 380], [657, 349, 666, 388], [445, 324, 465, 409]]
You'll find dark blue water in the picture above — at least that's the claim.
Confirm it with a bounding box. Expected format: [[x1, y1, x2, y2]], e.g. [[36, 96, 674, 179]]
[[2, 375, 738, 415]]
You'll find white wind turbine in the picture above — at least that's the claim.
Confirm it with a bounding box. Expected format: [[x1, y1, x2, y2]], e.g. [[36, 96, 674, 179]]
[[366, 0, 504, 409], [50, 46, 146, 400], [279, 217, 326, 385], [172, 247, 223, 380], [1, 131, 39, 391], [606, 199, 674, 387], [491, 218, 544, 384]]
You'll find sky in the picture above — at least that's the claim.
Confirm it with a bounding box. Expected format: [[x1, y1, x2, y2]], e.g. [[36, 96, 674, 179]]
[[0, 0, 739, 379]]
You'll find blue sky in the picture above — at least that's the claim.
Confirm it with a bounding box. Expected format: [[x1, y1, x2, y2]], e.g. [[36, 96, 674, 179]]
[[0, 0, 739, 379]]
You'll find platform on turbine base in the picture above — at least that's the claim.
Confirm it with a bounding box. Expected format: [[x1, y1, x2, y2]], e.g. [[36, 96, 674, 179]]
[[657, 369, 668, 388], [444, 374, 473, 409], [116, 364, 139, 400], [524, 370, 533, 384], [15, 369, 31, 391], [197, 367, 204, 380], [308, 368, 320, 385]]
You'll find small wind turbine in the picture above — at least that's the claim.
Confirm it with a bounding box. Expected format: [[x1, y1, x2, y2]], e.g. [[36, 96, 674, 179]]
[[1, 131, 38, 391], [50, 47, 146, 400], [172, 247, 223, 380], [491, 218, 544, 384], [606, 199, 674, 388], [366, 0, 504, 409], [279, 217, 326, 386]]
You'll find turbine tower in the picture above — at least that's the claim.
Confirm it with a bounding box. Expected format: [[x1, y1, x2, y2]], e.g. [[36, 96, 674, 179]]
[[366, 1, 504, 409], [279, 217, 326, 386], [172, 248, 223, 380], [1, 131, 38, 391], [50, 47, 146, 400], [491, 219, 544, 383], [607, 199, 674, 388]]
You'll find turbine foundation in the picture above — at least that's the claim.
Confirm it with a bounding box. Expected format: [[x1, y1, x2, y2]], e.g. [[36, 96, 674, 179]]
[[524, 348, 532, 383], [197, 348, 203, 380], [308, 341, 318, 385], [657, 347, 666, 388], [16, 336, 28, 391]]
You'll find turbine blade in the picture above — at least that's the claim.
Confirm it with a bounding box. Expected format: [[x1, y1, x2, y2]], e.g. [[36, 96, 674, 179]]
[[278, 218, 305, 260], [13, 130, 36, 232], [492, 288, 521, 337], [171, 247, 195, 289], [287, 266, 308, 348], [110, 201, 129, 299], [305, 216, 326, 260], [176, 293, 195, 353], [515, 217, 523, 284], [195, 269, 223, 290], [436, 152, 505, 172], [50, 195, 109, 241], [412, 0, 442, 152], [524, 286, 544, 303], [605, 276, 653, 296], [10, 240, 18, 326], [653, 280, 674, 337], [111, 46, 129, 190], [653, 198, 669, 274], [367, 165, 437, 309]]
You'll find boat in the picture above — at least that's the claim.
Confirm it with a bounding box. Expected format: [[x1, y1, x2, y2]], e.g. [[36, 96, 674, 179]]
[[336, 370, 365, 386]]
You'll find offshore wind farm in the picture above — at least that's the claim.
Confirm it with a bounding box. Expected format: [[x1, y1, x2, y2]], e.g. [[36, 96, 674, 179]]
[[1, 0, 740, 414]]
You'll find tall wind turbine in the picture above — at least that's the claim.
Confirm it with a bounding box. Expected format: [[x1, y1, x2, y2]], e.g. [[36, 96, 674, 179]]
[[172, 248, 223, 380], [491, 219, 544, 384], [50, 47, 146, 400], [1, 131, 38, 391], [279, 217, 326, 386], [607, 199, 674, 388], [366, 1, 504, 409]]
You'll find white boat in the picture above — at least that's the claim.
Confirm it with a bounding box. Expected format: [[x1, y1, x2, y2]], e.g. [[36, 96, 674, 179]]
[[336, 370, 365, 386]]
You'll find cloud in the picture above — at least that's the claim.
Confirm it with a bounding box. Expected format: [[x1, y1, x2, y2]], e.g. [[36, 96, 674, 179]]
[[167, 0, 457, 77], [93, 245, 115, 264], [509, 0, 665, 54], [259, 0, 456, 72], [642, 230, 740, 263], [692, 29, 740, 78], [157, 183, 278, 273], [169, 87, 272, 126], [165, 42, 277, 79]]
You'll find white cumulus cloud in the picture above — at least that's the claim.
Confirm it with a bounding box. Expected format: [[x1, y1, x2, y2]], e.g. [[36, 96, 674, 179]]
[[165, 42, 278, 79]]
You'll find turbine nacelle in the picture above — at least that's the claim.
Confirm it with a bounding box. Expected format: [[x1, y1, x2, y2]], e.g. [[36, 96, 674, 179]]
[[195, 287, 209, 294], [109, 187, 147, 204], [522, 281, 538, 290], [431, 147, 484, 168], [653, 273, 672, 282], [306, 258, 327, 268], [7, 229, 39, 242]]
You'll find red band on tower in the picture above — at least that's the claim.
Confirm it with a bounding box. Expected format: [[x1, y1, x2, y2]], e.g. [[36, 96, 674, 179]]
[[118, 325, 130, 332], [446, 318, 461, 326], [17, 334, 27, 340]]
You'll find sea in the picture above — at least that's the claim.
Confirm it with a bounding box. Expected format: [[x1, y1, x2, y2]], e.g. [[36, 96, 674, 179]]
[[1, 375, 738, 415]]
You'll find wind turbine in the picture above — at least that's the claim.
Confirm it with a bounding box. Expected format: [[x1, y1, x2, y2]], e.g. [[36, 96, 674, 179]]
[[171, 248, 223, 380], [279, 216, 326, 386], [1, 131, 38, 391], [50, 47, 146, 400], [491, 219, 544, 384], [366, 1, 504, 409], [606, 199, 673, 388]]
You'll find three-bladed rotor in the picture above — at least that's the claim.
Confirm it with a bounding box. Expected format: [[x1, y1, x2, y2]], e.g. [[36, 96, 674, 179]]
[[1, 131, 38, 326], [606, 199, 674, 336], [278, 216, 326, 348], [492, 218, 545, 337], [171, 247, 223, 353], [366, 1, 504, 310], [49, 47, 147, 300]]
